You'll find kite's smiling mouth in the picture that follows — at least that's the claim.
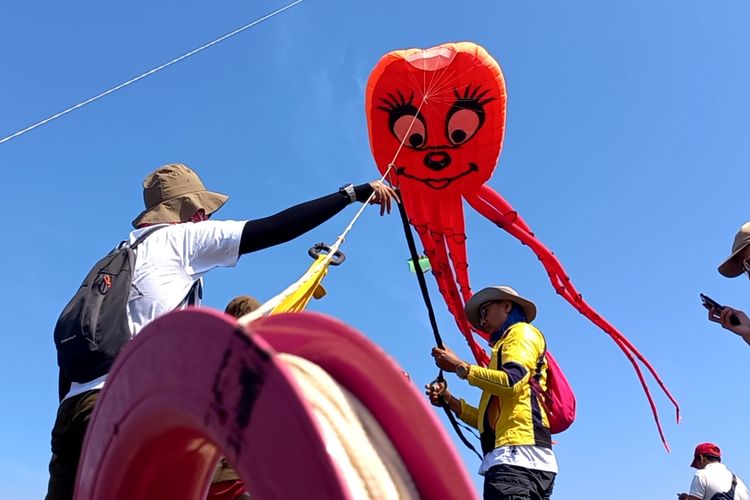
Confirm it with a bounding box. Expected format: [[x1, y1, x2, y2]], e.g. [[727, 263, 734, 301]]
[[395, 163, 478, 190]]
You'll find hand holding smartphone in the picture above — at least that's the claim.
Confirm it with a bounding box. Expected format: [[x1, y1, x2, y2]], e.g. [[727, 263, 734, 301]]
[[700, 293, 741, 326]]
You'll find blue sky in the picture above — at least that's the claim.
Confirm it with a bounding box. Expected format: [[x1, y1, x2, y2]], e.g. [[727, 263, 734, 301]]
[[2, 1, 749, 498]]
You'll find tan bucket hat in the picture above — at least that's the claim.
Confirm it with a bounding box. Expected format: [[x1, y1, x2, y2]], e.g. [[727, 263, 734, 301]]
[[718, 221, 750, 277], [132, 163, 229, 228], [464, 285, 537, 330]]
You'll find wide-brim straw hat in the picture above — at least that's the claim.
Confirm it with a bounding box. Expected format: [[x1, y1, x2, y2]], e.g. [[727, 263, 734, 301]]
[[132, 163, 229, 228], [718, 221, 750, 277], [464, 285, 537, 330]]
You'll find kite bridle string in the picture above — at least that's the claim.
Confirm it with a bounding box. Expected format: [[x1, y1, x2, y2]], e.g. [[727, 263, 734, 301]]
[[237, 94, 430, 325], [327, 94, 428, 255]]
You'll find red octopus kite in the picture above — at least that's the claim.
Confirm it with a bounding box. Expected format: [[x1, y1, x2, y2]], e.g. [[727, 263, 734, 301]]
[[365, 41, 679, 449]]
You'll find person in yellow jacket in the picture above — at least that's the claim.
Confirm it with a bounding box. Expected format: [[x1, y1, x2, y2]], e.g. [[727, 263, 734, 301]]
[[427, 285, 557, 500]]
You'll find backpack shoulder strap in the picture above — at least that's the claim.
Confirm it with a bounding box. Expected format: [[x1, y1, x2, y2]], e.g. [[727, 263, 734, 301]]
[[533, 333, 548, 381], [177, 279, 202, 309], [128, 225, 201, 309], [128, 225, 167, 250]]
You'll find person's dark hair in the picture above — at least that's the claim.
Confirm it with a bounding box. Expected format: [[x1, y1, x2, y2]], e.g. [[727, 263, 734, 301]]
[[702, 454, 721, 463], [224, 295, 261, 318]]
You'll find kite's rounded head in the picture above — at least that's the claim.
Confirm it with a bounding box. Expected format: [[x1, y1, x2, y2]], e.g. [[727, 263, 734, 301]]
[[365, 42, 507, 197]]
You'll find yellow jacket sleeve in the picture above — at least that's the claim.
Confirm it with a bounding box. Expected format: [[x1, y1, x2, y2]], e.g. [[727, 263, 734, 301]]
[[458, 398, 479, 429], [466, 323, 544, 396]]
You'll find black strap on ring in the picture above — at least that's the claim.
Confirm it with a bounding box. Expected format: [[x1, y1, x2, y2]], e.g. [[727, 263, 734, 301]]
[[308, 242, 346, 266]]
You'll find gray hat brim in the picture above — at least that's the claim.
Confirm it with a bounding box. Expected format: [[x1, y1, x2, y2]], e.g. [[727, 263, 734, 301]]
[[464, 286, 537, 330]]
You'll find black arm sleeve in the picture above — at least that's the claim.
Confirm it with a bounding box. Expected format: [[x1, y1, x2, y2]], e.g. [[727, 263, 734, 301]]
[[239, 183, 374, 254]]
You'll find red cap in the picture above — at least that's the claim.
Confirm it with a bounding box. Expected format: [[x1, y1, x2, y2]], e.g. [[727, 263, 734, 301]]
[[691, 443, 721, 468]]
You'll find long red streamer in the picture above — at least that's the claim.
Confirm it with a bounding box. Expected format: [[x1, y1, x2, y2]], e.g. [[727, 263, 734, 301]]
[[465, 184, 680, 451]]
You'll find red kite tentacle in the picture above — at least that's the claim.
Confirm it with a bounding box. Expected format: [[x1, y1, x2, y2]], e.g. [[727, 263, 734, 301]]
[[440, 196, 473, 305], [468, 188, 681, 408], [551, 284, 673, 451], [467, 187, 681, 393], [433, 227, 490, 364], [553, 274, 681, 422], [425, 227, 467, 334], [417, 222, 490, 366], [467, 188, 681, 413], [475, 184, 534, 235], [536, 251, 675, 449], [466, 187, 680, 450]]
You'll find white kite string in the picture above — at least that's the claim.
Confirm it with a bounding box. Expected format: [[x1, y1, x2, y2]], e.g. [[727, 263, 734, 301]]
[[0, 0, 305, 145], [238, 95, 428, 325]]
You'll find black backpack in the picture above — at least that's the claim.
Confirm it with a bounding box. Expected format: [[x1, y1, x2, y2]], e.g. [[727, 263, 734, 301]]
[[54, 227, 165, 399], [710, 475, 737, 500]]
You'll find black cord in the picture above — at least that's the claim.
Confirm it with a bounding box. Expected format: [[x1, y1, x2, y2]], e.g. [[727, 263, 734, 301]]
[[395, 190, 482, 460], [395, 192, 443, 349]]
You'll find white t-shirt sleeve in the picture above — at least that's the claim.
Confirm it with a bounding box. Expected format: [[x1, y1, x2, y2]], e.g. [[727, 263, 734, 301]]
[[178, 220, 245, 277], [689, 472, 707, 498]]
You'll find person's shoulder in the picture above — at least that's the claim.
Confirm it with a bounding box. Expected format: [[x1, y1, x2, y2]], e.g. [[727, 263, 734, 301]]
[[128, 223, 203, 247], [165, 220, 243, 237], [694, 466, 714, 482], [190, 219, 243, 230], [176, 221, 247, 256], [128, 224, 170, 243], [703, 462, 728, 474], [507, 322, 544, 343]]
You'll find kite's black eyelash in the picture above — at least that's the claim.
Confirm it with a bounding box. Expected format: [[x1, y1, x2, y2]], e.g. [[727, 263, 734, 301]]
[[377, 90, 415, 114], [452, 85, 495, 109]]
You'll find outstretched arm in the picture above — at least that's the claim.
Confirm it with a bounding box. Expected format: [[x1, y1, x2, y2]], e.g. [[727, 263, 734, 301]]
[[239, 181, 396, 254]]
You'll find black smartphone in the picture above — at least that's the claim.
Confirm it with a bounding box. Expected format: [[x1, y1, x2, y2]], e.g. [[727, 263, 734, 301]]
[[700, 293, 741, 326], [700, 293, 724, 311]]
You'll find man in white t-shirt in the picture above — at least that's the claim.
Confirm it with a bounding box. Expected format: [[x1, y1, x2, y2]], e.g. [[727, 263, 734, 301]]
[[678, 442, 749, 500], [46, 163, 397, 500]]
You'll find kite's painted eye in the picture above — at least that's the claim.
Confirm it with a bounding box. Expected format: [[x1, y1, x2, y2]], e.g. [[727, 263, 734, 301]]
[[393, 113, 427, 149], [446, 109, 481, 145], [445, 85, 494, 146], [377, 91, 428, 149]]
